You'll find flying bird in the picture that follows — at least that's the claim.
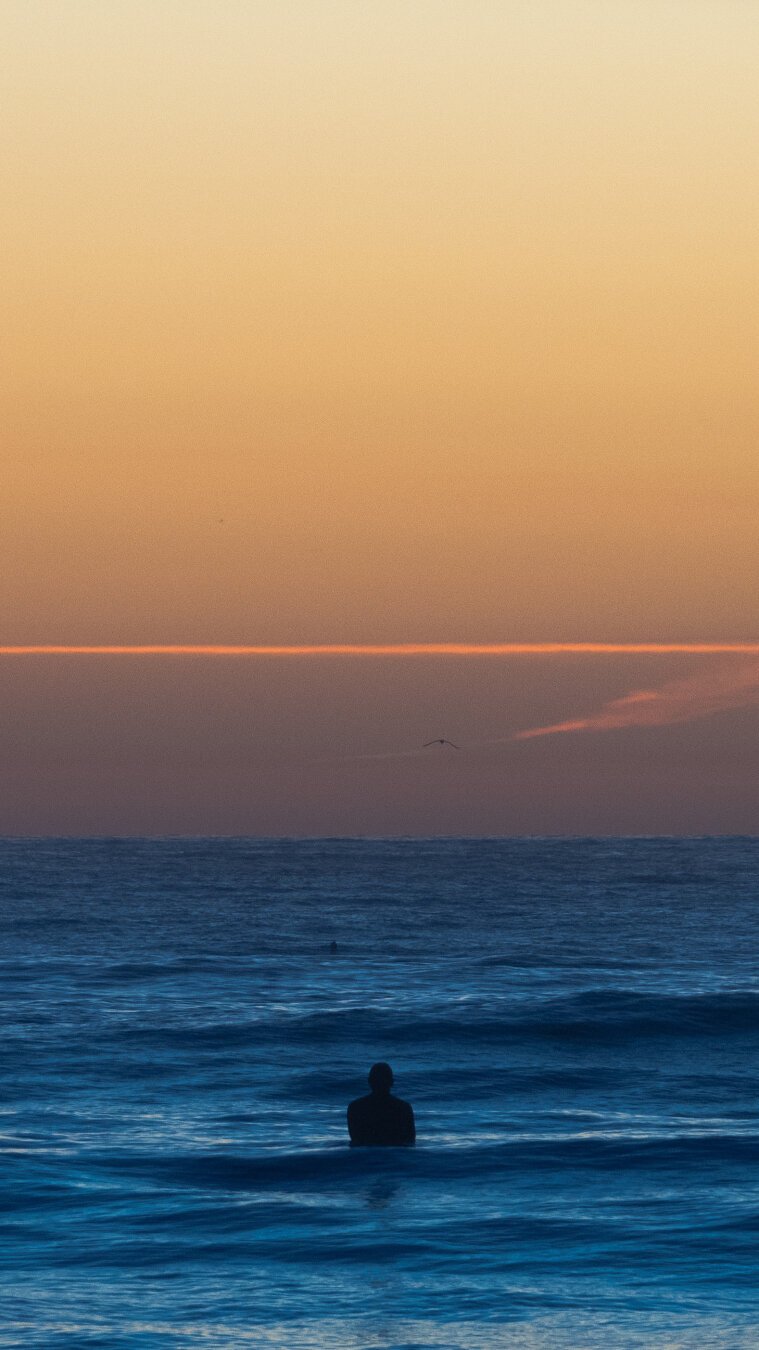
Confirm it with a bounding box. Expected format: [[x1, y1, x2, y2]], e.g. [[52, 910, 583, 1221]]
[[423, 738, 460, 749]]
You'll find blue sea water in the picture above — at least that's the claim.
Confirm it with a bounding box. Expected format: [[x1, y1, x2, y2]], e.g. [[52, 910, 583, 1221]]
[[2, 837, 759, 1349]]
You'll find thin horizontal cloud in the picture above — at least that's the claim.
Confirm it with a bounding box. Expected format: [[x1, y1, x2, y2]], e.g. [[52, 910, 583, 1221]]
[[514, 661, 759, 741], [2, 644, 759, 657]]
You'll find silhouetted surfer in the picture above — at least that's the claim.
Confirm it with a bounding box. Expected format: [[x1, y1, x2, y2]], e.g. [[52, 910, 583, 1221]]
[[347, 1062, 415, 1146]]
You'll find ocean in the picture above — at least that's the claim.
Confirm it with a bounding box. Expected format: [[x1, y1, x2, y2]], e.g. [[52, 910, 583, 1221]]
[[2, 837, 758, 1348]]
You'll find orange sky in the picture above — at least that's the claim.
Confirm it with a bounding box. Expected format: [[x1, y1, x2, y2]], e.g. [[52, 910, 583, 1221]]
[[4, 0, 759, 646], [2, 2, 758, 831]]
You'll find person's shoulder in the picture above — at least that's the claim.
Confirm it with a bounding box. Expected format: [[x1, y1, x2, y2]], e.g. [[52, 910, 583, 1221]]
[[348, 1093, 372, 1112]]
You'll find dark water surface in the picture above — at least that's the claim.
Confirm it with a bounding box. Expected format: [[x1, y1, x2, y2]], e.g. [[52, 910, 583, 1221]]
[[2, 838, 759, 1348]]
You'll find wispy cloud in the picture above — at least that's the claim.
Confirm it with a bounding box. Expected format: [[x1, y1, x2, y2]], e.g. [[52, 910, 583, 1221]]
[[514, 662, 759, 741]]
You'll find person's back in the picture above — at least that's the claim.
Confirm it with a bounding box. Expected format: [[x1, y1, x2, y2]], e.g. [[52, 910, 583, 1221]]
[[347, 1062, 415, 1147]]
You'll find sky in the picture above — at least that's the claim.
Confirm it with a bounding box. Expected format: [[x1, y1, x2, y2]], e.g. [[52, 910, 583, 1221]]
[[2, 1, 758, 834]]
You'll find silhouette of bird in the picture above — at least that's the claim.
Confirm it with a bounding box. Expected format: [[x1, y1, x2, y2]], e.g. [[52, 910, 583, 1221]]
[[423, 738, 460, 749]]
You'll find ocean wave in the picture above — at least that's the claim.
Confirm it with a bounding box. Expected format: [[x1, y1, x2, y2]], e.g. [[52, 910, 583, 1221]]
[[93, 987, 759, 1055], [518, 988, 759, 1040], [89, 1131, 759, 1193], [253, 988, 759, 1043]]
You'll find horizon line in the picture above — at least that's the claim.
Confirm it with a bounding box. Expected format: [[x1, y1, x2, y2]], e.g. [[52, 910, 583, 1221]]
[[2, 643, 759, 657]]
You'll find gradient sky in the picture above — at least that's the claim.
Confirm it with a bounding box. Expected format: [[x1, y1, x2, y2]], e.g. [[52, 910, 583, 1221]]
[[3, 2, 758, 833]]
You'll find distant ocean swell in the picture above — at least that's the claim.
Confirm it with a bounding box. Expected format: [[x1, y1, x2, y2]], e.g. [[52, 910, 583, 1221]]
[[71, 987, 759, 1051]]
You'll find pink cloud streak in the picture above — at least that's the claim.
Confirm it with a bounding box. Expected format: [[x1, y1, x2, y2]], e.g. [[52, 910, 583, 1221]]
[[514, 662, 759, 741]]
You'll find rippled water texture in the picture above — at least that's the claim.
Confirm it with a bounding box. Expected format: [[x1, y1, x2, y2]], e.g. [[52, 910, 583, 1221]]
[[2, 837, 759, 1347]]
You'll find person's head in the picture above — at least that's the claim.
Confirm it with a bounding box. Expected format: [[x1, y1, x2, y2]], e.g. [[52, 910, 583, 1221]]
[[368, 1062, 394, 1095]]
